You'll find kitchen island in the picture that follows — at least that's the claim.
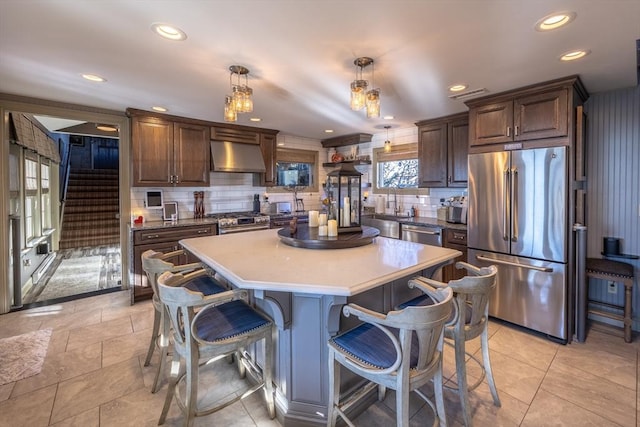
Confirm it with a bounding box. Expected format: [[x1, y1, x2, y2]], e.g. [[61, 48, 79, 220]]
[[180, 229, 461, 426]]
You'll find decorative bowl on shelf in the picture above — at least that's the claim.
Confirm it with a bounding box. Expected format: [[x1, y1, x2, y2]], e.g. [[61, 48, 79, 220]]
[[331, 152, 344, 163]]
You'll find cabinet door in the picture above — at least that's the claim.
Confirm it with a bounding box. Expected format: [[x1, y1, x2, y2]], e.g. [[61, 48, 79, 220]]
[[514, 88, 568, 141], [469, 100, 513, 146], [447, 119, 469, 187], [132, 116, 173, 186], [256, 133, 277, 186], [133, 241, 184, 299], [418, 123, 447, 187], [173, 122, 210, 186]]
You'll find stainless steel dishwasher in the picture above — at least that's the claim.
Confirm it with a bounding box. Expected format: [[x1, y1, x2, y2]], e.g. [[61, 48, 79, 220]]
[[401, 224, 442, 247], [401, 223, 443, 280]]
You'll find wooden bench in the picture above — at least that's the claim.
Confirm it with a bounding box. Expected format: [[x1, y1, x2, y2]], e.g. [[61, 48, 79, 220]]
[[586, 258, 635, 343]]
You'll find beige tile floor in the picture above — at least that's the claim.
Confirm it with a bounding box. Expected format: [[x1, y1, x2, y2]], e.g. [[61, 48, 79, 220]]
[[0, 290, 637, 426]]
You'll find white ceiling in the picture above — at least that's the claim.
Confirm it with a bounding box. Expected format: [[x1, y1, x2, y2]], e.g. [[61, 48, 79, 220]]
[[1, 0, 638, 140]]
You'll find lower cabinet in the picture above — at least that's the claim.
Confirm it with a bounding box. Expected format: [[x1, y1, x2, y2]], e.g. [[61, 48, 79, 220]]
[[443, 228, 468, 282], [131, 224, 216, 302]]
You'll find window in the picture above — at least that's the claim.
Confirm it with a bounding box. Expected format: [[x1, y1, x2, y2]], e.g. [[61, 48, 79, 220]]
[[275, 148, 319, 192], [41, 162, 51, 230], [24, 156, 39, 241], [373, 143, 420, 190]]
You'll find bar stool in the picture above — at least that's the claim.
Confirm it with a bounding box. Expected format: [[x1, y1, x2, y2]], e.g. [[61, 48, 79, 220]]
[[586, 257, 635, 343], [157, 269, 275, 427], [141, 249, 227, 393], [399, 262, 500, 427], [327, 283, 453, 427]]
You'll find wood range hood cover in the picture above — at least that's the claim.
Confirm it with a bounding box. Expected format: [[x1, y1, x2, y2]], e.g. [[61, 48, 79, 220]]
[[210, 140, 266, 173]]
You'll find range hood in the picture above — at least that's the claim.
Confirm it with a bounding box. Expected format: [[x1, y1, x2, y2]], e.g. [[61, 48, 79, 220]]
[[210, 140, 266, 173]]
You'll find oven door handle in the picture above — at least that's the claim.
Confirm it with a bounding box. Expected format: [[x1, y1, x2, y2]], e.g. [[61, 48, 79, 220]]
[[219, 225, 269, 234]]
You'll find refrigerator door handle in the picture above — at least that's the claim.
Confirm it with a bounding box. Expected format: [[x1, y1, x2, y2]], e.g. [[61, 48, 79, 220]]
[[511, 167, 518, 242], [503, 168, 509, 241], [475, 254, 553, 273]]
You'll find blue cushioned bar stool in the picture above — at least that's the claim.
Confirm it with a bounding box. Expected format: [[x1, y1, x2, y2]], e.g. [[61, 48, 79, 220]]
[[400, 262, 500, 427], [157, 269, 275, 427], [327, 282, 453, 427], [141, 249, 227, 393]]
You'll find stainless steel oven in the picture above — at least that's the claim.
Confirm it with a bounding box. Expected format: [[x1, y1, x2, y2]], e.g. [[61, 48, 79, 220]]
[[206, 212, 271, 234]]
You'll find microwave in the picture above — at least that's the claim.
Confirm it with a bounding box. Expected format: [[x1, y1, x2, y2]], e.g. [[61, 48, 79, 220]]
[[270, 202, 292, 214]]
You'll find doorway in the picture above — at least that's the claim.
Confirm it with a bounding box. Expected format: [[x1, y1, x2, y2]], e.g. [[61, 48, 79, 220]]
[[22, 124, 122, 305], [0, 97, 131, 314]]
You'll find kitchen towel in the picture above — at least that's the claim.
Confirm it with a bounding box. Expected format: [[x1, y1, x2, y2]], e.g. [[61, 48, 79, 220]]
[[375, 196, 386, 214]]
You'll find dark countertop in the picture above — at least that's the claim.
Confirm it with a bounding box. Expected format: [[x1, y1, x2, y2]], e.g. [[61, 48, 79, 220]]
[[130, 218, 218, 231]]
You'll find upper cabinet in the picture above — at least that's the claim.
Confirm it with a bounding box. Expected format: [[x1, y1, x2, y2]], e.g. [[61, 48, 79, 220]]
[[253, 132, 278, 187], [416, 113, 468, 188], [466, 76, 588, 150], [131, 114, 210, 187], [128, 108, 279, 187]]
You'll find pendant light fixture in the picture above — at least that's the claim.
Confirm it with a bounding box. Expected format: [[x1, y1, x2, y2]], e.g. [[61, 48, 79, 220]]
[[384, 125, 392, 152], [350, 57, 380, 118], [224, 65, 253, 122]]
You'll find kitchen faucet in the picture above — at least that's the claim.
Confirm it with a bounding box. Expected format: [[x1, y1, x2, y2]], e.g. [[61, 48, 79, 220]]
[[386, 187, 402, 215]]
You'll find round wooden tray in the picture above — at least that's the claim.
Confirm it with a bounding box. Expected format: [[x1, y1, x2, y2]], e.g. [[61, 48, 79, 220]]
[[277, 224, 380, 249]]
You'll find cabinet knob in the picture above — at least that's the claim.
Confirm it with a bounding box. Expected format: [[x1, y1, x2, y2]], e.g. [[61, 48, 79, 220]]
[[146, 234, 159, 239], [514, 125, 519, 136], [506, 126, 511, 137]]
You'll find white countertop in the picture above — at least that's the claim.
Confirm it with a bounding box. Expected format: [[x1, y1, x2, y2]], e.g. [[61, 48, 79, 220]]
[[180, 229, 461, 296]]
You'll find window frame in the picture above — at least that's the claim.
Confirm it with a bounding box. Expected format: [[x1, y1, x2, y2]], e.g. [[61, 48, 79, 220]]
[[372, 143, 429, 195], [272, 147, 319, 193]]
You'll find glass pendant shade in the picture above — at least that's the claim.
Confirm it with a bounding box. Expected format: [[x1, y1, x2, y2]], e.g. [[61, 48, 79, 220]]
[[350, 80, 368, 110], [224, 96, 237, 122], [366, 89, 380, 118], [242, 86, 253, 112], [384, 140, 391, 152]]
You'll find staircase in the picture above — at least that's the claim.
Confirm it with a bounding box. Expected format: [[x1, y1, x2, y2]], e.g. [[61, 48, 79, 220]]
[[59, 168, 120, 249]]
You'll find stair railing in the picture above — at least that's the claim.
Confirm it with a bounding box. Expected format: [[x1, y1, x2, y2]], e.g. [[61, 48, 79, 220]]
[[59, 140, 72, 225]]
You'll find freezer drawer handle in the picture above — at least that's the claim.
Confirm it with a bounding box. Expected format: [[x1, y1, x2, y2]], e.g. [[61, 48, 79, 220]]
[[475, 255, 553, 273]]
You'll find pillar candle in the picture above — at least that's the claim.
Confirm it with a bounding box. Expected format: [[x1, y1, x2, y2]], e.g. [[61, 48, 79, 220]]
[[327, 219, 338, 236], [308, 210, 319, 227], [319, 213, 328, 226], [343, 197, 350, 226], [318, 225, 328, 236]]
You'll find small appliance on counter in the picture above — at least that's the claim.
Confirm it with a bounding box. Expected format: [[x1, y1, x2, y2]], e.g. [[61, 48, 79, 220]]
[[446, 196, 467, 224], [270, 201, 292, 215]]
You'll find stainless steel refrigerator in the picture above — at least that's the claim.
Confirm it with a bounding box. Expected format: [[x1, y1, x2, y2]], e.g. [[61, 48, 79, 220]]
[[468, 146, 568, 341]]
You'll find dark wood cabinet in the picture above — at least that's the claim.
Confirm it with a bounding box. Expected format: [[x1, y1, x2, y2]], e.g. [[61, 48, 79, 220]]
[[131, 115, 210, 187], [466, 77, 588, 149], [443, 228, 467, 282], [254, 132, 277, 187], [131, 224, 216, 301], [416, 113, 468, 188], [469, 89, 567, 146]]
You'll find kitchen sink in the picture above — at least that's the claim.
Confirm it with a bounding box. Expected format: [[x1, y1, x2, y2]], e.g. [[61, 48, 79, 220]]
[[362, 215, 401, 239]]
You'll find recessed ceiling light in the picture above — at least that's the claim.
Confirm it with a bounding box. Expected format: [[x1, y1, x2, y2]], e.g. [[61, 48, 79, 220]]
[[560, 49, 590, 61], [249, 117, 262, 122], [151, 23, 187, 41], [448, 84, 467, 92], [151, 106, 168, 112], [96, 124, 118, 132], [82, 73, 106, 82], [277, 142, 285, 146], [324, 129, 334, 133], [535, 12, 576, 31], [383, 115, 395, 120]]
